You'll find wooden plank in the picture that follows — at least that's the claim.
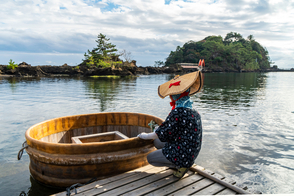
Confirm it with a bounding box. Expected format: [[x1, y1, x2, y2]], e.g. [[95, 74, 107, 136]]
[[92, 126, 98, 134], [81, 127, 86, 136], [107, 125, 114, 132], [114, 131, 129, 139], [216, 188, 237, 195], [99, 168, 175, 196], [96, 125, 103, 134], [222, 177, 236, 185], [211, 172, 225, 180], [71, 131, 128, 144], [126, 126, 131, 137], [190, 165, 249, 194], [53, 164, 248, 196], [140, 170, 199, 196], [72, 128, 79, 137], [53, 165, 156, 196], [138, 126, 150, 133], [167, 178, 214, 195], [182, 66, 200, 69], [236, 183, 248, 191], [191, 183, 226, 195], [121, 170, 194, 196], [130, 126, 139, 137], [120, 125, 128, 137], [73, 166, 168, 196], [71, 137, 82, 144], [56, 118, 63, 133], [87, 115, 97, 127], [57, 131, 65, 143], [86, 126, 93, 135]]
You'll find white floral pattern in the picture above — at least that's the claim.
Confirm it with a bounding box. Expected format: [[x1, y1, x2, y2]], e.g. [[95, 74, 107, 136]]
[[155, 107, 202, 168]]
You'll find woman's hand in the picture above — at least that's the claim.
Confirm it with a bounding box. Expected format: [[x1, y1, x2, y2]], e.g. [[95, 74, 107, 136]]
[[137, 132, 158, 140]]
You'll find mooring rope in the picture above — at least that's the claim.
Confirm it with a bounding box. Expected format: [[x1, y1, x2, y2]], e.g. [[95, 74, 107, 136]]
[[17, 141, 28, 160], [66, 177, 98, 196]]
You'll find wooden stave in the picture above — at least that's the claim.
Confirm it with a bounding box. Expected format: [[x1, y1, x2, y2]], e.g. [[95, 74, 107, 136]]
[[24, 112, 164, 188]]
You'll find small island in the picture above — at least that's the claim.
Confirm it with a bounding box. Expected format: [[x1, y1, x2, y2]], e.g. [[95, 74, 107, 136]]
[[0, 32, 293, 78], [164, 32, 293, 73]]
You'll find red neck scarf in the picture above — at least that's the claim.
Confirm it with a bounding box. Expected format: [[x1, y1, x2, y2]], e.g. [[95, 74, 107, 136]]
[[169, 91, 189, 110]]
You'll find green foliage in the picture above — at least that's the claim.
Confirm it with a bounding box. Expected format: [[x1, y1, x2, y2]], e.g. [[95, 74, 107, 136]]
[[111, 61, 123, 67], [165, 46, 184, 66], [72, 66, 80, 70], [85, 56, 98, 68], [7, 59, 18, 70], [83, 33, 120, 68], [165, 32, 271, 71], [97, 59, 111, 68]]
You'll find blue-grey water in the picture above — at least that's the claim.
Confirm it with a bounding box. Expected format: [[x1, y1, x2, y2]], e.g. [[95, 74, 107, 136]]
[[0, 72, 293, 195]]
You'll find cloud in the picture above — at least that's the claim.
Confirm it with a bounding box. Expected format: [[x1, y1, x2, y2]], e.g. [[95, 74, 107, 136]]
[[0, 0, 293, 68]]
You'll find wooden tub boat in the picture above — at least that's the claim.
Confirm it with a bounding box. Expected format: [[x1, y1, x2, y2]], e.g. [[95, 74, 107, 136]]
[[25, 112, 164, 188]]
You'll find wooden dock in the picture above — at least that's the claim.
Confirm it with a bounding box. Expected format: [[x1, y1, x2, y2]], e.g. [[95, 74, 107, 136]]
[[177, 63, 202, 70], [53, 164, 254, 196]]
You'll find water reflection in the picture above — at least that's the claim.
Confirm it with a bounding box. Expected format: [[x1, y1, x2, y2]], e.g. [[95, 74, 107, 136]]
[[197, 73, 267, 109], [163, 72, 268, 110], [82, 77, 137, 111], [18, 176, 62, 196]]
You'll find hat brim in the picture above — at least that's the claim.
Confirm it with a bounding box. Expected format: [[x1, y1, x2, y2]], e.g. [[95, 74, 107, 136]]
[[158, 71, 203, 98]]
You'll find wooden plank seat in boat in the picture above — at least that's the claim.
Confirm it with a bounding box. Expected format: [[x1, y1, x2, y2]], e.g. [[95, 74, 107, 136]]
[[71, 131, 129, 144]]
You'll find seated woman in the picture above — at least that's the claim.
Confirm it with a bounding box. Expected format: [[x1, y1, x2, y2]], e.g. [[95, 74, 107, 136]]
[[138, 71, 203, 178]]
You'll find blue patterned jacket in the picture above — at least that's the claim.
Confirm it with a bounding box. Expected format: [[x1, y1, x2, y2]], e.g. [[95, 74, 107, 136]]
[[155, 107, 202, 168]]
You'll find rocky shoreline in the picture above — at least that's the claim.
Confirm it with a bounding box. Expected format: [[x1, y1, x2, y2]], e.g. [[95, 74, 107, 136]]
[[0, 62, 293, 78], [0, 62, 185, 77]]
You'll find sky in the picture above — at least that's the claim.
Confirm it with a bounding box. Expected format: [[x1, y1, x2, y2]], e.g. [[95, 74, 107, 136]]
[[0, 0, 294, 68]]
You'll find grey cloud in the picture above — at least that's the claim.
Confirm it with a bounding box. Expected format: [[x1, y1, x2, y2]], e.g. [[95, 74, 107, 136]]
[[223, 0, 293, 16], [254, 32, 294, 42], [267, 46, 294, 68], [252, 0, 271, 14], [112, 35, 183, 53], [242, 21, 270, 31], [222, 0, 248, 12], [0, 30, 94, 53]]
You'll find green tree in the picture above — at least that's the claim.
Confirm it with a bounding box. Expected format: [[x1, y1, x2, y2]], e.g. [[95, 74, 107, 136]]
[[206, 35, 223, 43], [201, 40, 225, 66], [247, 35, 254, 41], [7, 59, 18, 70], [164, 32, 271, 70], [83, 33, 120, 68], [165, 46, 184, 66], [223, 32, 243, 45]]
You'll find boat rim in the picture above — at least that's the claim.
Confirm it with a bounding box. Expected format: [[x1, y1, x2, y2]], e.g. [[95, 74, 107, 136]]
[[25, 112, 164, 150]]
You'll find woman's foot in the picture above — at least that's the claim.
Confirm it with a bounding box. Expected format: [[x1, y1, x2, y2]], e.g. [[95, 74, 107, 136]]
[[173, 167, 189, 178]]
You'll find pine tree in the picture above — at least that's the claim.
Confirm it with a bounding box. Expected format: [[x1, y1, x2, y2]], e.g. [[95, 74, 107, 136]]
[[84, 33, 118, 67]]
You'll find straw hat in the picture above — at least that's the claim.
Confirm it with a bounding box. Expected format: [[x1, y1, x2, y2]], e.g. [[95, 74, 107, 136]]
[[158, 71, 203, 98]]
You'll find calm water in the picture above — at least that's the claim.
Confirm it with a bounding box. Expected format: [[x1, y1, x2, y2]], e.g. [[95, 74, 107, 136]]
[[0, 72, 293, 195]]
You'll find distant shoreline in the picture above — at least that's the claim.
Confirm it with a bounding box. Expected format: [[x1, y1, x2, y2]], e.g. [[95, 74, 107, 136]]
[[0, 64, 293, 78]]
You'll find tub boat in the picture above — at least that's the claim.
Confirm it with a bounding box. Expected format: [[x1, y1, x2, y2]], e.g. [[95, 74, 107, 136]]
[[25, 112, 164, 188]]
